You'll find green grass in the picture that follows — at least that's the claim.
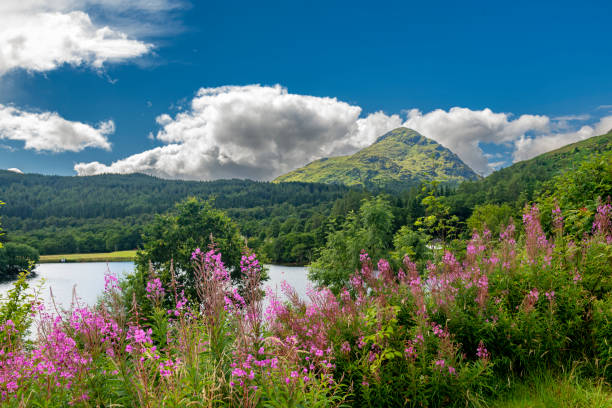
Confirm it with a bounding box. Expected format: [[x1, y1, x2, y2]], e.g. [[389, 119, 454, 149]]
[[39, 250, 137, 263], [492, 371, 612, 408]]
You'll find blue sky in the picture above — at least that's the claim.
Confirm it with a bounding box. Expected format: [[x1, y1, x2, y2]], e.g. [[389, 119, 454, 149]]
[[0, 0, 611, 178]]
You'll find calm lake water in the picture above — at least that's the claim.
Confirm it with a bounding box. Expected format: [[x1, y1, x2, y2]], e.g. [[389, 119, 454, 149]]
[[0, 262, 311, 311]]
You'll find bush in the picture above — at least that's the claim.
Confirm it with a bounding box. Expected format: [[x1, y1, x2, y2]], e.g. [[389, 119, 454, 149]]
[[0, 242, 39, 281]]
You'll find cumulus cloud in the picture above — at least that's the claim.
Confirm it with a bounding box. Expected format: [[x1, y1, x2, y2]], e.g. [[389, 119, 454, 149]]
[[74, 85, 611, 180], [0, 0, 163, 76], [402, 107, 550, 174], [512, 115, 612, 162], [76, 84, 385, 179], [0, 104, 113, 152]]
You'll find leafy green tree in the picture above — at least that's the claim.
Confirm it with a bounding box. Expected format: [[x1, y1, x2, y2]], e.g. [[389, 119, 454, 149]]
[[538, 151, 612, 237], [309, 196, 394, 292], [132, 198, 246, 301], [391, 226, 431, 266], [0, 242, 39, 280], [466, 203, 515, 236], [414, 183, 459, 243]]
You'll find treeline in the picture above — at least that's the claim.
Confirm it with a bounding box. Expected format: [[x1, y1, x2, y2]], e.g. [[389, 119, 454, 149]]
[[0, 173, 361, 262], [0, 129, 610, 265]]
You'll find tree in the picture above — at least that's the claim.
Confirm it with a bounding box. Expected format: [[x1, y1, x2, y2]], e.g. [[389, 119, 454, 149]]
[[133, 198, 246, 300], [414, 183, 459, 243], [0, 242, 39, 281], [391, 226, 431, 266], [466, 203, 515, 236], [309, 196, 394, 292]]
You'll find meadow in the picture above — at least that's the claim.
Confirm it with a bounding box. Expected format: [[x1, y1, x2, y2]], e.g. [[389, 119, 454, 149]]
[[39, 250, 138, 263]]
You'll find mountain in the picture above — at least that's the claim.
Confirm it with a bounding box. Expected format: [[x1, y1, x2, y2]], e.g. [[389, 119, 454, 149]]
[[448, 128, 612, 216], [274, 128, 479, 191]]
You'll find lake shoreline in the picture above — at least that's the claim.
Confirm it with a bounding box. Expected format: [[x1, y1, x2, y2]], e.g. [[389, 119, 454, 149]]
[[39, 250, 138, 263]]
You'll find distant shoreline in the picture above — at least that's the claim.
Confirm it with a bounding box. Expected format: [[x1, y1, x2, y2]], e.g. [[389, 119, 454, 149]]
[[39, 250, 138, 263], [38, 251, 311, 267]]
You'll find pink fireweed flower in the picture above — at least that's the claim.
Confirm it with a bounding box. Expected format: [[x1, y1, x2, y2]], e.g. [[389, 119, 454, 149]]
[[232, 368, 246, 377], [523, 205, 551, 263], [145, 277, 165, 301], [522, 288, 539, 313], [476, 341, 490, 360], [552, 205, 564, 232], [357, 336, 366, 349], [593, 202, 612, 237], [191, 247, 202, 260], [359, 250, 370, 263], [104, 272, 121, 292]]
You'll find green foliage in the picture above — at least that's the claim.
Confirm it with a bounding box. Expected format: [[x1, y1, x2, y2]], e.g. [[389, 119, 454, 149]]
[[448, 129, 612, 217], [592, 294, 612, 381], [0, 172, 354, 265], [467, 203, 516, 236], [391, 226, 431, 265], [492, 371, 612, 408], [309, 196, 394, 291], [134, 197, 245, 298], [538, 151, 612, 237], [0, 271, 35, 346], [275, 127, 478, 191], [0, 242, 39, 280], [414, 183, 459, 242]]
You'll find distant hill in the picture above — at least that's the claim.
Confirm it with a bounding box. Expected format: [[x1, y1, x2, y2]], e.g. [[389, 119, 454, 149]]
[[274, 127, 479, 191], [448, 128, 612, 217], [0, 173, 354, 256]]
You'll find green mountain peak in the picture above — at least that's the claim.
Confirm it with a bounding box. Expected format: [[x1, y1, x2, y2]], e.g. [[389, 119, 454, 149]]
[[274, 127, 479, 191]]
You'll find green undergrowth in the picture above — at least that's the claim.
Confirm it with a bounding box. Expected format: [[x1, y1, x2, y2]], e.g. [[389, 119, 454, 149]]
[[492, 371, 612, 408]]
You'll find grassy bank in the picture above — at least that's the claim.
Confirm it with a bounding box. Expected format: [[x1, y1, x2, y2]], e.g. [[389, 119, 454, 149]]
[[38, 250, 137, 263], [493, 371, 612, 408]]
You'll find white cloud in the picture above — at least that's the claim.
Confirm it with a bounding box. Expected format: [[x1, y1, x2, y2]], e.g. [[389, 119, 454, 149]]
[[76, 84, 381, 180], [0, 104, 113, 152], [488, 161, 507, 169], [402, 107, 550, 174], [553, 114, 591, 121], [0, 1, 159, 76], [74, 85, 612, 180], [7, 168, 23, 174], [512, 115, 612, 162]]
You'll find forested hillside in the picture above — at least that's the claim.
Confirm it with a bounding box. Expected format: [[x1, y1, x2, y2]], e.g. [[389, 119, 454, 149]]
[[448, 129, 612, 219], [0, 173, 358, 261], [1, 129, 610, 265]]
